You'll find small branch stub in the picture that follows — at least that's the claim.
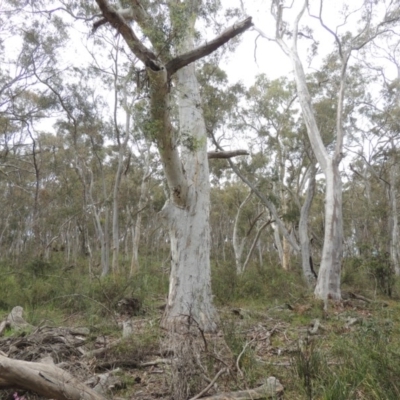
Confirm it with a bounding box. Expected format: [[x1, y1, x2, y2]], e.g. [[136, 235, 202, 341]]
[[208, 150, 249, 159]]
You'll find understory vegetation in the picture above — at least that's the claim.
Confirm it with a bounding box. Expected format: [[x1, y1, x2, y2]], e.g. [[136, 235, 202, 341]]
[[2, 1, 400, 399], [1, 255, 400, 399]]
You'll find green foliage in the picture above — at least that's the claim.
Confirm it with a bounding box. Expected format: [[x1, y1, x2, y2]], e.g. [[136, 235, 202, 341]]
[[292, 339, 326, 399], [0, 256, 168, 327], [212, 259, 307, 306], [221, 317, 266, 388], [342, 253, 396, 297], [314, 319, 400, 399]]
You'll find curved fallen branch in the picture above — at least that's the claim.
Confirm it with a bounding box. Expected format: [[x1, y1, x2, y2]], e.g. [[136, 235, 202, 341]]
[[198, 376, 284, 400], [0, 354, 106, 400]]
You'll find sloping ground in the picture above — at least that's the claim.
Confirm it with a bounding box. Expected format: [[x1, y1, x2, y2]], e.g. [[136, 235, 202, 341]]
[[1, 293, 399, 400]]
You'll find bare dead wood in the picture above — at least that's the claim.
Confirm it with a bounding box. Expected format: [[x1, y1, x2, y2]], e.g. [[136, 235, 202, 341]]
[[139, 358, 171, 367], [93, 2, 252, 77], [197, 376, 284, 400], [0, 320, 10, 337], [94, 0, 160, 70], [94, 357, 171, 372], [166, 17, 253, 76], [344, 317, 358, 329], [348, 291, 372, 303], [236, 339, 255, 377], [189, 368, 227, 400], [308, 318, 320, 335], [81, 338, 123, 359], [0, 354, 106, 400], [6, 306, 34, 330], [208, 150, 249, 159]]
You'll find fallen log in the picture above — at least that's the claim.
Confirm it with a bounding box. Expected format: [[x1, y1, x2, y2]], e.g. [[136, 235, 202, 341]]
[[195, 377, 283, 400], [0, 354, 106, 400]]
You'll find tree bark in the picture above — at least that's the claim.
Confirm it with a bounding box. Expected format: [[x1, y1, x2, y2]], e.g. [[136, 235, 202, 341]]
[[232, 191, 252, 274], [160, 29, 218, 332], [298, 164, 317, 286], [273, 0, 344, 300], [314, 161, 343, 300]]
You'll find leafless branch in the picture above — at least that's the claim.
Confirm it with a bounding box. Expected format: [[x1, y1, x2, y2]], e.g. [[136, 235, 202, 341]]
[[166, 17, 253, 76], [189, 368, 227, 400], [208, 150, 249, 159]]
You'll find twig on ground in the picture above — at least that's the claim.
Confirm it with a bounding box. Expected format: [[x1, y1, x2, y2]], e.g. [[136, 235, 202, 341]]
[[236, 339, 255, 377], [189, 368, 227, 400]]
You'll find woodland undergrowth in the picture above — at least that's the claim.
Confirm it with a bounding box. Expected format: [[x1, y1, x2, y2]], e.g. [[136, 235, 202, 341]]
[[1, 255, 400, 399]]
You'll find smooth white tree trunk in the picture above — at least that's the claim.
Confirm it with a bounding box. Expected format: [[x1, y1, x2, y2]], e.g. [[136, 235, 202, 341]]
[[93, 0, 252, 332], [160, 56, 218, 332], [314, 161, 343, 299], [232, 191, 251, 274], [273, 223, 284, 266]]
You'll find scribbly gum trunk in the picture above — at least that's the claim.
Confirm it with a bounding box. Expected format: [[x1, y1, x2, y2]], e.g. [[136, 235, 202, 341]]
[[314, 161, 343, 300], [160, 28, 218, 333], [160, 196, 218, 332]]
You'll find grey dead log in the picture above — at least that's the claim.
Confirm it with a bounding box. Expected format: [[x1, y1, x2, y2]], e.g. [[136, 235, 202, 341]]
[[7, 306, 34, 330], [0, 354, 106, 400], [198, 376, 283, 400]]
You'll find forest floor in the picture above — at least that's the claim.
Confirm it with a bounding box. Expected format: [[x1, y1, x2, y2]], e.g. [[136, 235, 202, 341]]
[[1, 260, 400, 399]]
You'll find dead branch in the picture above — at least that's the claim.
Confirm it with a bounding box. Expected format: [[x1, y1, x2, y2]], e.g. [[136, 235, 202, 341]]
[[235, 339, 255, 377], [0, 354, 106, 400], [348, 291, 372, 303], [208, 150, 249, 159], [198, 376, 283, 400], [189, 368, 227, 400], [166, 17, 253, 76], [82, 338, 123, 359], [94, 0, 159, 70], [94, 3, 252, 77]]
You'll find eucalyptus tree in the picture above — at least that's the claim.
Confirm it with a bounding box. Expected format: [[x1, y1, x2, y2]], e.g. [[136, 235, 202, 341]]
[[87, 34, 140, 275], [349, 39, 400, 275], [200, 65, 318, 283], [239, 75, 318, 279], [0, 10, 67, 260], [92, 0, 252, 331], [265, 0, 400, 300]]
